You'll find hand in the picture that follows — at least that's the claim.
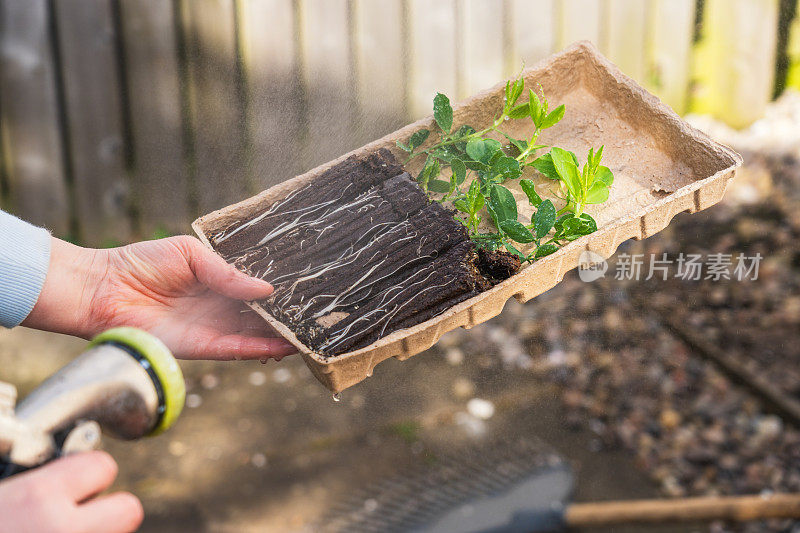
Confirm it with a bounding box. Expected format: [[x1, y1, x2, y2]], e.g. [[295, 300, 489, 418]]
[[23, 236, 296, 361], [0, 451, 142, 533]]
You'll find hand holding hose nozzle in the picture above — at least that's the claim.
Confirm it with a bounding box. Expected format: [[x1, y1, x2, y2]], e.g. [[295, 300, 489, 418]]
[[0, 327, 185, 477]]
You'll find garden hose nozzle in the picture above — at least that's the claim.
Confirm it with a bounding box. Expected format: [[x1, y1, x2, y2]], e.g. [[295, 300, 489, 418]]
[[0, 327, 185, 477]]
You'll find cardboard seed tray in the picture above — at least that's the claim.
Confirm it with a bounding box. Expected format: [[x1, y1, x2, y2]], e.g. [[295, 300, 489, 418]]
[[193, 41, 742, 393]]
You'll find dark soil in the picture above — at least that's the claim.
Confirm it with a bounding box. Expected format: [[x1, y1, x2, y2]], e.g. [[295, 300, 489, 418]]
[[477, 247, 522, 282], [208, 149, 515, 357]]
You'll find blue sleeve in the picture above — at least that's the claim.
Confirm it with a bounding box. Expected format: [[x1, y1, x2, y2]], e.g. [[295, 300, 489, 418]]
[[0, 211, 52, 328]]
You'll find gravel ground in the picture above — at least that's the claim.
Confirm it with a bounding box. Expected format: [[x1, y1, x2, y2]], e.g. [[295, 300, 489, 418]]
[[0, 325, 665, 533]]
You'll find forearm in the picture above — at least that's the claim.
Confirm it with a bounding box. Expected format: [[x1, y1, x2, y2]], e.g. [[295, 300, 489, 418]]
[[3, 214, 288, 360], [0, 212, 52, 328], [21, 237, 108, 338]]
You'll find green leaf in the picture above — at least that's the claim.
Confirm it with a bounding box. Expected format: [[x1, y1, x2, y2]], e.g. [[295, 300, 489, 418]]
[[472, 232, 503, 247], [540, 104, 565, 129], [502, 132, 528, 155], [500, 220, 535, 243], [595, 165, 614, 187], [535, 243, 559, 258], [488, 184, 517, 224], [467, 178, 480, 197], [415, 156, 430, 183], [550, 147, 582, 199], [591, 145, 604, 168], [433, 93, 453, 133], [428, 179, 451, 193], [464, 159, 488, 172], [451, 158, 467, 185], [582, 163, 591, 189], [557, 213, 597, 240], [485, 201, 499, 226], [507, 102, 530, 119], [408, 129, 430, 150], [510, 78, 525, 106], [430, 158, 441, 180], [578, 213, 597, 232], [556, 212, 572, 225], [416, 155, 440, 189], [472, 191, 485, 211], [396, 140, 411, 152], [505, 243, 526, 260], [483, 139, 503, 159], [492, 155, 521, 181], [519, 179, 542, 207], [453, 198, 470, 213], [466, 138, 502, 164], [533, 199, 556, 239], [431, 147, 456, 163], [531, 153, 560, 181], [453, 124, 476, 138], [466, 138, 487, 162], [467, 179, 483, 212], [529, 90, 544, 127], [585, 182, 610, 204], [510, 138, 528, 154], [476, 170, 493, 191], [453, 125, 476, 151]]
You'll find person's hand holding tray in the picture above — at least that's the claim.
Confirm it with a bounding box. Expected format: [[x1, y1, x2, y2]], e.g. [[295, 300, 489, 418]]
[[193, 42, 741, 393]]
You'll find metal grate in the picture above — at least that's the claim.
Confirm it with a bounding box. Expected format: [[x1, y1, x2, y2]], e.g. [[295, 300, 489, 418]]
[[317, 438, 570, 533]]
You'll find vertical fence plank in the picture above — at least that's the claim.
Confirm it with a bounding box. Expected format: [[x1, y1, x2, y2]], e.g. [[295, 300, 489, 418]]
[[238, 0, 301, 190], [602, 0, 647, 83], [353, 0, 407, 144], [0, 0, 69, 233], [509, 0, 555, 69], [408, 0, 458, 119], [119, 0, 189, 236], [54, 0, 129, 245], [0, 103, 7, 211], [298, 0, 355, 169], [691, 0, 780, 128], [182, 0, 248, 213], [645, 0, 694, 114], [788, 0, 800, 90], [458, 0, 505, 98], [555, 0, 602, 49]]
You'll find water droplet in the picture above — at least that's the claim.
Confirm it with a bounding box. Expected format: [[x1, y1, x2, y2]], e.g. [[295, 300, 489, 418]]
[[273, 368, 291, 383], [186, 393, 203, 409], [248, 371, 267, 386], [332, 393, 341, 402], [504, 116, 510, 121]]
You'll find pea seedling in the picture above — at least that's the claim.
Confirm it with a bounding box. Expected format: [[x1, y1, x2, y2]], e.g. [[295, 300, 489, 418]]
[[397, 72, 614, 264]]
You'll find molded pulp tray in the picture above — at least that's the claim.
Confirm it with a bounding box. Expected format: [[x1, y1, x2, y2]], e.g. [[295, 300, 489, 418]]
[[193, 42, 742, 393]]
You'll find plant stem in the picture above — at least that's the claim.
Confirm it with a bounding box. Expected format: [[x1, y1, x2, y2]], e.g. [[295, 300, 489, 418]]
[[404, 116, 508, 165], [514, 128, 541, 163]]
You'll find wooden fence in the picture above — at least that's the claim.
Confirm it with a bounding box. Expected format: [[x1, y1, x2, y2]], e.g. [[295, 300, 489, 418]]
[[0, 0, 798, 246]]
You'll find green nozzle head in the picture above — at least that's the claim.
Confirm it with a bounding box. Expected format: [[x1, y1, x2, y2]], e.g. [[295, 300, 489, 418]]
[[88, 327, 185, 436]]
